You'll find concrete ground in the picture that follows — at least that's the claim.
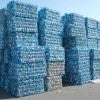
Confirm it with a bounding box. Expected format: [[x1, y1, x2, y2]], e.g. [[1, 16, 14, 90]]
[[0, 83, 100, 100]]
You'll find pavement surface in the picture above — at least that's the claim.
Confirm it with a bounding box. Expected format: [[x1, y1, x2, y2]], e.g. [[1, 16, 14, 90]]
[[0, 83, 100, 100]]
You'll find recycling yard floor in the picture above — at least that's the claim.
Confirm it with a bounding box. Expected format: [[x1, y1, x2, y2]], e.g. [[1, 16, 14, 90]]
[[0, 83, 100, 100]]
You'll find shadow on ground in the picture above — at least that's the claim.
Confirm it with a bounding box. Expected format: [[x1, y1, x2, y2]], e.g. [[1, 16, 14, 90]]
[[0, 88, 15, 99]]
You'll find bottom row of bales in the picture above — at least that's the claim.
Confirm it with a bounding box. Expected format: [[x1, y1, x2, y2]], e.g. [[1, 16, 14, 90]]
[[0, 1, 100, 97]]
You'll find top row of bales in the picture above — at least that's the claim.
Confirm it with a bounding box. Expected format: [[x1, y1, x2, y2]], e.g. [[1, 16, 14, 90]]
[[0, 1, 100, 49]]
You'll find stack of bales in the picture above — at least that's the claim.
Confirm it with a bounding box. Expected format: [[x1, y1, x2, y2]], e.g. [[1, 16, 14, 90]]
[[4, 1, 47, 97], [62, 13, 90, 85], [88, 21, 100, 80], [0, 9, 6, 88], [38, 8, 65, 91], [85, 18, 97, 49]]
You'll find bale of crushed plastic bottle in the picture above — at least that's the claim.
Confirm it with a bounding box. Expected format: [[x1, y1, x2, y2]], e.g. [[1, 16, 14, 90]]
[[90, 49, 100, 80], [38, 8, 60, 21], [8, 32, 38, 48], [85, 18, 97, 44], [9, 75, 45, 97], [0, 9, 7, 49], [87, 38, 97, 49], [62, 13, 86, 38], [45, 46, 65, 62], [63, 36, 87, 48], [7, 1, 38, 33], [38, 8, 63, 47], [85, 17, 97, 29], [63, 48, 90, 85], [44, 76, 62, 91], [46, 61, 65, 76]]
